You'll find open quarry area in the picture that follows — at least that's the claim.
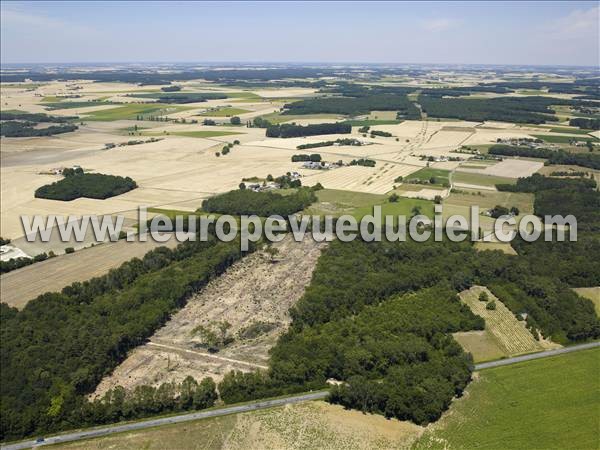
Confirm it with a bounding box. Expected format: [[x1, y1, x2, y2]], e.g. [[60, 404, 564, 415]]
[[1, 57, 599, 450]]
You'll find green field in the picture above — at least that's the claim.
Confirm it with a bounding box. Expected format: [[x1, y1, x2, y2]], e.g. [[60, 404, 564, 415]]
[[454, 171, 516, 187], [224, 91, 262, 100], [260, 112, 340, 124], [532, 134, 598, 144], [546, 127, 596, 135], [199, 107, 251, 117], [352, 197, 434, 223], [304, 188, 432, 222], [83, 103, 193, 121], [304, 188, 386, 216], [445, 190, 534, 213], [415, 348, 600, 449], [43, 101, 118, 110], [405, 167, 451, 185]]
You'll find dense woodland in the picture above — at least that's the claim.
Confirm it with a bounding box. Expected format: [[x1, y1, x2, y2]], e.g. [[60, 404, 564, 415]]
[[201, 187, 317, 217], [128, 92, 227, 103], [35, 173, 137, 201], [497, 174, 600, 231], [282, 94, 420, 118], [0, 238, 245, 440], [569, 117, 600, 130], [488, 144, 600, 170], [266, 122, 351, 138], [1, 111, 78, 137], [0, 121, 78, 137], [419, 96, 566, 124], [216, 226, 599, 422], [0, 112, 74, 122]]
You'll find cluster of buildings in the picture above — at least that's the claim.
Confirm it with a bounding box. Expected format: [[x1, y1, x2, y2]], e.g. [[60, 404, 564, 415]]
[[496, 137, 545, 148], [301, 161, 342, 170], [246, 182, 281, 192]]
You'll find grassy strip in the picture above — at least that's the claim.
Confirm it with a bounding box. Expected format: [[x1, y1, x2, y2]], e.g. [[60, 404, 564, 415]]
[[414, 348, 600, 449]]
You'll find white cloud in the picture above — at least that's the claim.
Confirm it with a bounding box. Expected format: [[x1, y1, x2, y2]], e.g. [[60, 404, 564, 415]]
[[421, 18, 457, 32], [545, 5, 599, 39], [1, 5, 92, 34]]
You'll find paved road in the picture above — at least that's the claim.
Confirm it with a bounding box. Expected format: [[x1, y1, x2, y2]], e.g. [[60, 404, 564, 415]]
[[1, 392, 329, 450], [473, 341, 600, 370], [2, 342, 598, 450]]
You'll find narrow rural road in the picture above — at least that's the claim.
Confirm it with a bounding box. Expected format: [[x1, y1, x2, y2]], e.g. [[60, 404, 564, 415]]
[[2, 342, 598, 450], [1, 392, 329, 450], [473, 341, 600, 370]]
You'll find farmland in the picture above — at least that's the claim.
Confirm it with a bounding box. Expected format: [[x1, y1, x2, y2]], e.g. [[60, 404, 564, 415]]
[[1, 61, 599, 447], [415, 348, 600, 449], [455, 286, 556, 362]]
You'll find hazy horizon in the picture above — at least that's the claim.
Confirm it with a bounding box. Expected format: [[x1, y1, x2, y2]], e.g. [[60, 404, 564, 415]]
[[1, 1, 599, 67]]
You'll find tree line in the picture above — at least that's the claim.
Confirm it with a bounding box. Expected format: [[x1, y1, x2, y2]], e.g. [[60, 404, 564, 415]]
[[488, 144, 600, 170]]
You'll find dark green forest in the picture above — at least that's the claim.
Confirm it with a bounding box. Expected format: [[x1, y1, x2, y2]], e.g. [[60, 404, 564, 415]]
[[266, 122, 351, 138], [0, 238, 245, 440], [419, 96, 566, 124], [35, 173, 137, 201], [128, 92, 227, 104], [216, 229, 599, 423], [0, 121, 78, 137], [282, 94, 420, 118], [201, 188, 317, 217]]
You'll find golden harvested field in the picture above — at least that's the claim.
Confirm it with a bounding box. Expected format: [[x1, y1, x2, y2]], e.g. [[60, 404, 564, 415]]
[[0, 81, 562, 251], [93, 236, 325, 396], [53, 401, 423, 450], [458, 286, 558, 358], [456, 158, 544, 179], [572, 287, 600, 315], [0, 239, 179, 309]]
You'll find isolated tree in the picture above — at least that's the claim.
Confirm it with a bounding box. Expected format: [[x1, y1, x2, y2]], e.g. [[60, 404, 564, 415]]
[[479, 291, 489, 302], [264, 243, 280, 262]]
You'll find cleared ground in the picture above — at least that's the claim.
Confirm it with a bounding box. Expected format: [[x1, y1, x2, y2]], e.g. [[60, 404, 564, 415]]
[[93, 236, 325, 396], [415, 348, 600, 449]]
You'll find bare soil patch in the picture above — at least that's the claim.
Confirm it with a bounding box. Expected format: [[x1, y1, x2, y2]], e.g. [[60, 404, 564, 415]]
[[93, 236, 326, 396]]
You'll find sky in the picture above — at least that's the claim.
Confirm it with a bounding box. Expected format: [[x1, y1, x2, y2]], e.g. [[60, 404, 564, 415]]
[[1, 1, 599, 66]]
